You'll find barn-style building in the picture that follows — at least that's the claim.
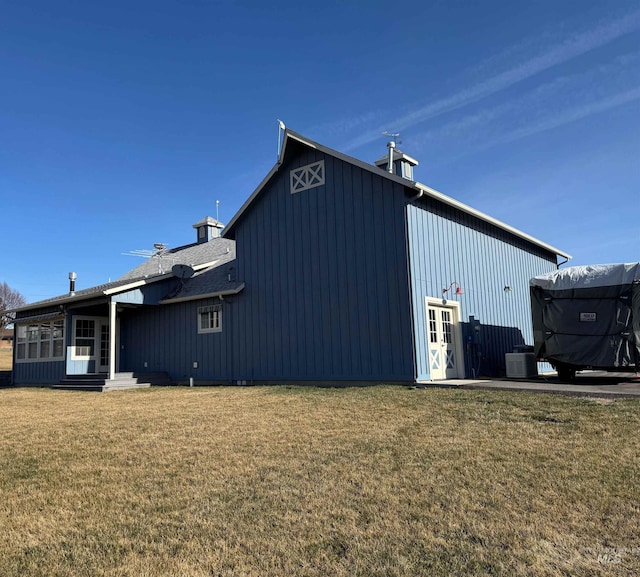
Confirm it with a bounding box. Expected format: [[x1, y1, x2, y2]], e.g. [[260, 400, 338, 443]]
[[11, 129, 570, 388]]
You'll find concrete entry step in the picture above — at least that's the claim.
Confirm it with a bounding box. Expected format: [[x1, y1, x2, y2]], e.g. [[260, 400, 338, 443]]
[[54, 371, 173, 392]]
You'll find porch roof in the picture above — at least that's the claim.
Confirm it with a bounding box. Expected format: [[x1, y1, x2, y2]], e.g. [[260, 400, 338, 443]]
[[11, 237, 238, 314], [160, 261, 244, 304]]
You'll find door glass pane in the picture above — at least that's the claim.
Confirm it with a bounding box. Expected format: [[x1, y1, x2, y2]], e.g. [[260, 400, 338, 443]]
[[428, 309, 438, 343], [75, 319, 95, 356], [100, 324, 109, 367], [441, 310, 452, 344]]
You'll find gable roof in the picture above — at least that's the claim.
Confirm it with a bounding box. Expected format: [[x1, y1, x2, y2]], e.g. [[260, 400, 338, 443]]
[[223, 129, 571, 260], [12, 237, 237, 313]]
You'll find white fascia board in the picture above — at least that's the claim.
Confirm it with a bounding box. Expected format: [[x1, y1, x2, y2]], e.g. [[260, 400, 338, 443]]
[[102, 274, 173, 295], [9, 291, 112, 313], [158, 283, 245, 305], [414, 183, 572, 260], [102, 260, 219, 296], [11, 261, 223, 313]]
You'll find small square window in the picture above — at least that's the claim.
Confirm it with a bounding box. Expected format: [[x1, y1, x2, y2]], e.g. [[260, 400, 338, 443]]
[[198, 304, 222, 334]]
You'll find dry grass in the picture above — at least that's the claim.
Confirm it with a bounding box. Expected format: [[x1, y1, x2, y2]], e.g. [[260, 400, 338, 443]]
[[1, 386, 638, 576], [0, 347, 12, 370]]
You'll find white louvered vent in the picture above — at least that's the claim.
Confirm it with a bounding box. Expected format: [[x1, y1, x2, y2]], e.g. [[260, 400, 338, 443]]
[[290, 160, 325, 194]]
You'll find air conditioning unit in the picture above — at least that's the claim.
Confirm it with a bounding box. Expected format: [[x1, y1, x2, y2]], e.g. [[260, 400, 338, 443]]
[[505, 353, 538, 378]]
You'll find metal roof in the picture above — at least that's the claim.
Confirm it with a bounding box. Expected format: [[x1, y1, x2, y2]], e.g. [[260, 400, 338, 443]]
[[223, 129, 571, 260], [192, 216, 224, 229]]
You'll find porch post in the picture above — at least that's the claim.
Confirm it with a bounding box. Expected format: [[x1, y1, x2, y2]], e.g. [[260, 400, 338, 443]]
[[109, 299, 116, 380]]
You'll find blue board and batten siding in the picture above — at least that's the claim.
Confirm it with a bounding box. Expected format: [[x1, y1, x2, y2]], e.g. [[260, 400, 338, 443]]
[[12, 131, 566, 386], [230, 145, 415, 382], [407, 202, 558, 380], [119, 298, 230, 382], [12, 359, 66, 384]]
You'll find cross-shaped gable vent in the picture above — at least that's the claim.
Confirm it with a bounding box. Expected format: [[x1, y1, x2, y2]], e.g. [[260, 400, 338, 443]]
[[290, 160, 325, 194]]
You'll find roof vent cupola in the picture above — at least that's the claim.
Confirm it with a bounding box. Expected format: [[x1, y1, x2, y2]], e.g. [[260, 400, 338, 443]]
[[375, 139, 419, 181], [193, 216, 224, 244]]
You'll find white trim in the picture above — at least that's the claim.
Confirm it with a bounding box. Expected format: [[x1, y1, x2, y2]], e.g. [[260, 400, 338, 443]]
[[424, 297, 465, 380], [14, 317, 66, 364], [108, 300, 116, 380], [10, 261, 221, 314], [158, 283, 245, 305], [102, 261, 219, 295], [70, 316, 106, 361]]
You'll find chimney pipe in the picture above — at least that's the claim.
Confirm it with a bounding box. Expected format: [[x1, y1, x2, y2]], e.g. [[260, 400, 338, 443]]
[[69, 272, 77, 295], [387, 140, 395, 174]]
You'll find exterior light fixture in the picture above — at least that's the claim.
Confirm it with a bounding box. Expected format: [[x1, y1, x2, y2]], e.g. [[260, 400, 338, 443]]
[[442, 282, 463, 296]]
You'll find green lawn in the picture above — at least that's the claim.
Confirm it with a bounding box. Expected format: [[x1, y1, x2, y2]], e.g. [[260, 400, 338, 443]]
[[1, 386, 638, 576]]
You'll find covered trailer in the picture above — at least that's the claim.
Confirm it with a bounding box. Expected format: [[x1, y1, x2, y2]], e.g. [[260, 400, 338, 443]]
[[530, 263, 640, 380]]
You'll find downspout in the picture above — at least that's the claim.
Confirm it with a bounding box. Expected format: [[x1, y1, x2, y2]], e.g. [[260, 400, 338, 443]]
[[556, 256, 569, 269]]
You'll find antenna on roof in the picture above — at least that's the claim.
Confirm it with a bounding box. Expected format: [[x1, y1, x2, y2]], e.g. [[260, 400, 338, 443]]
[[277, 119, 286, 158], [122, 243, 173, 274], [121, 249, 156, 258], [216, 200, 220, 223], [382, 131, 401, 144]]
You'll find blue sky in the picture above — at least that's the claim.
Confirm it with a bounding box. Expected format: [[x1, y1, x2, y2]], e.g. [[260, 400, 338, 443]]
[[1, 0, 639, 303]]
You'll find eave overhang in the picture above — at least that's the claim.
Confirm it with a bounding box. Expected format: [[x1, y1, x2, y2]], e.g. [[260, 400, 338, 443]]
[[412, 183, 572, 260], [158, 283, 246, 305], [9, 260, 220, 314]]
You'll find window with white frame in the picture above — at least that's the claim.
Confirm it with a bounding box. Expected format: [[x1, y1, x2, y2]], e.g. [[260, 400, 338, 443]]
[[15, 319, 65, 362], [198, 304, 222, 333], [74, 318, 96, 357]]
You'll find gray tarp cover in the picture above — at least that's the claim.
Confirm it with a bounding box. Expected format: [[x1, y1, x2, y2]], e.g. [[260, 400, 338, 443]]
[[531, 263, 640, 290], [530, 263, 640, 369]]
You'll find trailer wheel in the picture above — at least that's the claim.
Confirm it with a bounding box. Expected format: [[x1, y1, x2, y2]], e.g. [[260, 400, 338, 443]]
[[556, 364, 576, 382]]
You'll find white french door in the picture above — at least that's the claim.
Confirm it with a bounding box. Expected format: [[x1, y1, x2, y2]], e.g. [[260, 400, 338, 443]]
[[426, 301, 462, 380], [72, 316, 110, 373]]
